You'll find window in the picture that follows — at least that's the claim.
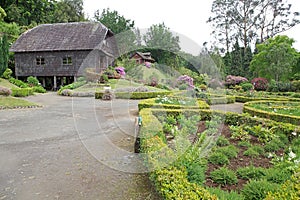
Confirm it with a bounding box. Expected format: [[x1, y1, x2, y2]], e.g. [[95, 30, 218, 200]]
[[36, 57, 45, 65], [63, 57, 72, 65]]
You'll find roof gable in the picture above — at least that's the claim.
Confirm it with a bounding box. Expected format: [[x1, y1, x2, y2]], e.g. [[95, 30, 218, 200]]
[[10, 22, 112, 52]]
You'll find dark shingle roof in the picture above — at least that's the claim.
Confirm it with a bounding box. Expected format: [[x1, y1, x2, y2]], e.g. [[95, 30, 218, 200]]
[[134, 52, 155, 62], [10, 22, 112, 52]]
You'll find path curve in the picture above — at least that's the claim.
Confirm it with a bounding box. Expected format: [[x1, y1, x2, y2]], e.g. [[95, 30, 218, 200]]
[[0, 93, 161, 200]]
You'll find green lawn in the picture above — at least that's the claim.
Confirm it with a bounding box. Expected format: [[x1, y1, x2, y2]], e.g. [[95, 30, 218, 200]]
[[74, 79, 167, 92], [0, 78, 19, 89], [250, 102, 300, 116], [0, 96, 38, 108]]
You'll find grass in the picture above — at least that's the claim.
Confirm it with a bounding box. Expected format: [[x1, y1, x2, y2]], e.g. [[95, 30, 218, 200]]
[[0, 78, 19, 89], [74, 79, 167, 92], [250, 102, 300, 116], [0, 96, 38, 108]]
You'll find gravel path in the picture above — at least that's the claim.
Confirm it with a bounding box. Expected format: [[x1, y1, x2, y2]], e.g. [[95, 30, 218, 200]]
[[0, 93, 161, 200]]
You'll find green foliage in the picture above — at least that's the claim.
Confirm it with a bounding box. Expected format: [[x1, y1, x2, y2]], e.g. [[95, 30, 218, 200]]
[[33, 86, 46, 93], [210, 167, 238, 185], [215, 145, 239, 159], [186, 162, 207, 185], [52, 0, 85, 23], [0, 34, 9, 77], [243, 145, 264, 158], [265, 167, 300, 200], [208, 152, 229, 165], [237, 165, 266, 180], [265, 167, 292, 184], [27, 76, 39, 87], [291, 80, 300, 92], [242, 180, 279, 200], [58, 81, 86, 95], [241, 82, 253, 91], [2, 68, 12, 79], [216, 135, 230, 147], [0, 6, 6, 21], [250, 35, 298, 82], [8, 78, 28, 88], [96, 91, 173, 100], [238, 140, 252, 147], [208, 187, 245, 200], [230, 125, 250, 141], [11, 88, 33, 97]]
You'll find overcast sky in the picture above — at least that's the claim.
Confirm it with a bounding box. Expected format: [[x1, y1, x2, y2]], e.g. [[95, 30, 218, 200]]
[[84, 0, 300, 53]]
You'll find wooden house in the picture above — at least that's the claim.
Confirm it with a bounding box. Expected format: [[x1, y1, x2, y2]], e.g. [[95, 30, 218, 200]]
[[130, 52, 155, 64], [10, 22, 117, 90]]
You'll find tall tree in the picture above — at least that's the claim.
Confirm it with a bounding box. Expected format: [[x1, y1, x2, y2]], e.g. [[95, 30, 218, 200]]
[[52, 0, 85, 23], [94, 8, 134, 34], [0, 34, 9, 76], [208, 0, 299, 52], [250, 35, 298, 82], [143, 23, 180, 66]]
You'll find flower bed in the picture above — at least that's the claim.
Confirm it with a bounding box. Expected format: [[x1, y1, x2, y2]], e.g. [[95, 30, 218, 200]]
[[139, 108, 300, 199], [244, 101, 300, 125], [138, 96, 209, 111]]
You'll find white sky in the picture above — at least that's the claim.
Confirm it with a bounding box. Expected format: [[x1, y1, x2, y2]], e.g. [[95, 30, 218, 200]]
[[84, 0, 300, 53]]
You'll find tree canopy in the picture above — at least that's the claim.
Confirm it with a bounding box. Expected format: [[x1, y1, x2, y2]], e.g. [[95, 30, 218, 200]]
[[250, 35, 299, 82]]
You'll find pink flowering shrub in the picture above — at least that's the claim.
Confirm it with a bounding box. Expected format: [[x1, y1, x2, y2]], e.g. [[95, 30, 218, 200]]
[[115, 67, 126, 76], [251, 77, 268, 91], [177, 75, 194, 89], [225, 75, 248, 87], [0, 86, 12, 96], [144, 62, 152, 68]]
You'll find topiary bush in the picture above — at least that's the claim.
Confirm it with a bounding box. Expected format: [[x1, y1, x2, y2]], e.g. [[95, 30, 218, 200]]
[[11, 88, 34, 97], [252, 77, 268, 91], [0, 86, 12, 96], [33, 86, 46, 93], [27, 76, 39, 87], [210, 167, 238, 185], [2, 68, 12, 79], [9, 78, 28, 88]]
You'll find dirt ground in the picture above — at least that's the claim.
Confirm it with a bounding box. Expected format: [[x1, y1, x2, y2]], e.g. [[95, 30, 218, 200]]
[[0, 93, 161, 200]]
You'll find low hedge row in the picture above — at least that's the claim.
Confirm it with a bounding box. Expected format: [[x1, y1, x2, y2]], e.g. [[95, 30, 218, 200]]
[[138, 98, 210, 111], [207, 96, 235, 105], [11, 88, 34, 97], [243, 101, 300, 125], [139, 108, 300, 199], [95, 91, 172, 100], [139, 108, 217, 199], [235, 95, 300, 103]]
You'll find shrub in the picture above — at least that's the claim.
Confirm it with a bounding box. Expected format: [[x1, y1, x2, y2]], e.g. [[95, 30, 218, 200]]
[[208, 152, 229, 165], [0, 86, 12, 96], [187, 162, 207, 185], [291, 80, 300, 92], [215, 145, 239, 159], [33, 86, 46, 93], [241, 82, 253, 91], [241, 180, 279, 200], [210, 167, 238, 185], [265, 168, 292, 184], [9, 78, 28, 88], [225, 75, 248, 87], [243, 146, 262, 158], [178, 83, 188, 90], [27, 76, 39, 87], [208, 187, 244, 200], [251, 77, 268, 91], [2, 68, 12, 79], [230, 125, 250, 141], [216, 136, 230, 147], [238, 140, 251, 147], [237, 165, 266, 180], [11, 88, 34, 97]]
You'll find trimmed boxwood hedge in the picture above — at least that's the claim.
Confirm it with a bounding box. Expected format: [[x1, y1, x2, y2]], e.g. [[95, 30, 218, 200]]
[[138, 98, 210, 111], [11, 88, 34, 97], [235, 96, 300, 103], [243, 101, 300, 125], [208, 96, 235, 105], [95, 91, 172, 99], [139, 107, 300, 199]]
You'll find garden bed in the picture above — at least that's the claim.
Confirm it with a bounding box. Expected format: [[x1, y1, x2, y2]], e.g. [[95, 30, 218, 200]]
[[139, 108, 300, 199]]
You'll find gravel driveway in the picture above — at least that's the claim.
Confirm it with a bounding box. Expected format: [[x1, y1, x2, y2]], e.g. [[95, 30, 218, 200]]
[[0, 93, 161, 200]]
